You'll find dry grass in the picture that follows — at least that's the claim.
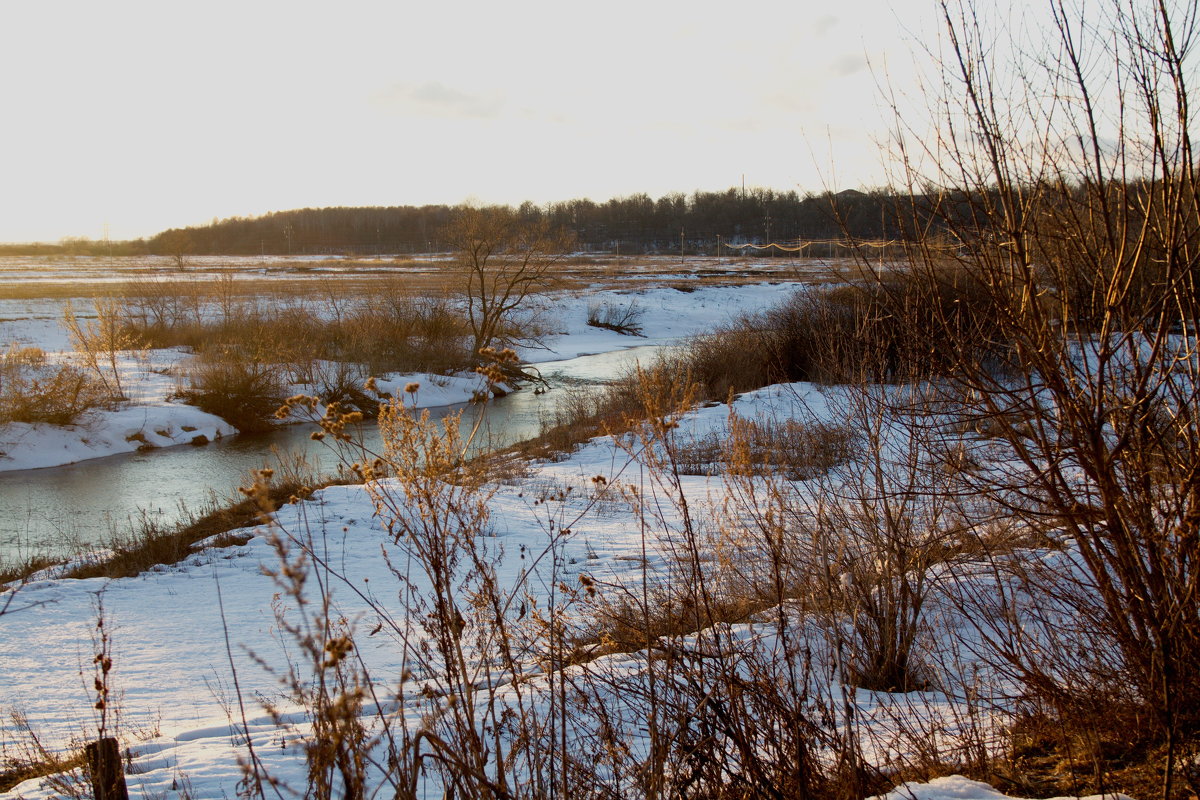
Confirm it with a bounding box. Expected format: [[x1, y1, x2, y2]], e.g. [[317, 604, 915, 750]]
[[126, 283, 475, 383], [983, 707, 1190, 800], [0, 746, 86, 795], [674, 417, 858, 479], [0, 712, 88, 796], [0, 555, 57, 586], [572, 581, 782, 663], [505, 365, 685, 461], [0, 254, 858, 301]]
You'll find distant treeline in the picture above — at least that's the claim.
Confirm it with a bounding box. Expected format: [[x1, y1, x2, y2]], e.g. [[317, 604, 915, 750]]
[[0, 239, 152, 257], [4, 187, 948, 257], [147, 188, 918, 258]]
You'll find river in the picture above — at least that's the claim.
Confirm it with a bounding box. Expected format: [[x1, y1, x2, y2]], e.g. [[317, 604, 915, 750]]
[[0, 345, 668, 565]]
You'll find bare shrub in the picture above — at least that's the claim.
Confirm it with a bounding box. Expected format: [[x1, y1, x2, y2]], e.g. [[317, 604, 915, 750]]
[[518, 360, 690, 459], [712, 387, 964, 695], [308, 360, 374, 411], [671, 429, 726, 475], [586, 299, 644, 336], [681, 317, 776, 399], [176, 346, 285, 432], [883, 0, 1200, 793], [246, 394, 552, 798], [752, 418, 859, 480], [119, 279, 204, 344], [248, 482, 377, 800], [0, 345, 108, 425], [675, 272, 1005, 402], [62, 298, 141, 401], [562, 371, 887, 799], [344, 291, 471, 375]]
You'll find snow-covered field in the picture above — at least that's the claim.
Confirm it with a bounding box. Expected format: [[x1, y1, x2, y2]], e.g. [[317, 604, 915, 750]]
[[0, 274, 1134, 799], [0, 253, 836, 288]]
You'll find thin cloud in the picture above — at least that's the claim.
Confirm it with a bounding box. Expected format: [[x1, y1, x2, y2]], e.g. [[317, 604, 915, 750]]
[[814, 15, 840, 35], [372, 81, 505, 119], [831, 53, 869, 77]]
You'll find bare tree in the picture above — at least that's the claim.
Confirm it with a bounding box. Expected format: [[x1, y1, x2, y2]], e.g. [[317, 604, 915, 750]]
[[156, 229, 194, 269], [442, 206, 573, 358]]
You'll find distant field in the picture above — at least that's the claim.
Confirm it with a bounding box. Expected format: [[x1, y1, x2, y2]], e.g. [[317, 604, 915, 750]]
[[0, 253, 868, 300]]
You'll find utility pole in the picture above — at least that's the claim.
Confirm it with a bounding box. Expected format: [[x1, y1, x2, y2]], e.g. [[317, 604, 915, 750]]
[[680, 228, 685, 264]]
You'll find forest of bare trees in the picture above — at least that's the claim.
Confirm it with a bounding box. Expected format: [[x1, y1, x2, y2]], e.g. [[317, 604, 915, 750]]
[[132, 189, 904, 257]]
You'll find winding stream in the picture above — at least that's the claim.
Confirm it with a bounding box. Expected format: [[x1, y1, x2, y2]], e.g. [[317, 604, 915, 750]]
[[0, 345, 668, 564]]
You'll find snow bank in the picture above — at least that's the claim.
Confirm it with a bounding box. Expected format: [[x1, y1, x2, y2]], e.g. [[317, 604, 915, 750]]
[[875, 775, 1134, 800], [0, 404, 235, 472]]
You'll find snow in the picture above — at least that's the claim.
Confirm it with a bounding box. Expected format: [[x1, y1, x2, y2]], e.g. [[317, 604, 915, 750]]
[[517, 283, 798, 363], [0, 275, 1136, 799], [0, 406, 232, 472], [874, 775, 1133, 800]]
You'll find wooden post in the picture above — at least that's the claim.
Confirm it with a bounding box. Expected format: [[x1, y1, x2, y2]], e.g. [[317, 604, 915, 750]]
[[86, 737, 129, 800]]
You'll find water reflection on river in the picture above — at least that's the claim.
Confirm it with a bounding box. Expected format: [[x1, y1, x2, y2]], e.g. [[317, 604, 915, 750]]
[[0, 345, 668, 564]]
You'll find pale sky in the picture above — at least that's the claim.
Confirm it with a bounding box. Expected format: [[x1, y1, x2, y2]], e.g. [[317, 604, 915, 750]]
[[0, 0, 950, 243]]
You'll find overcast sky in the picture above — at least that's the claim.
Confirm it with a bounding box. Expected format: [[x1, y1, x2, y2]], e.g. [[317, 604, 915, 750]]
[[0, 0, 952, 242]]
